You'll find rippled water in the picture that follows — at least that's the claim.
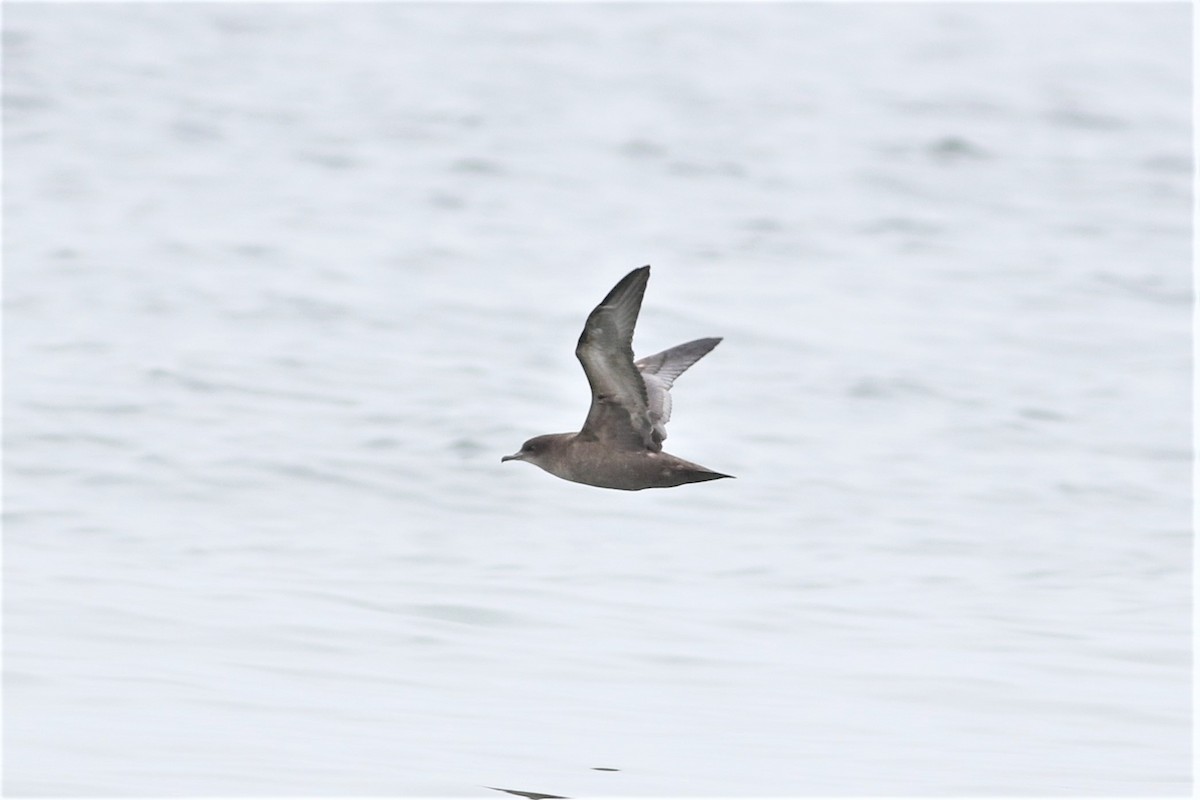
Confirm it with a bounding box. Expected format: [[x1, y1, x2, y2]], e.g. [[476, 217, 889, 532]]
[[4, 3, 1191, 796]]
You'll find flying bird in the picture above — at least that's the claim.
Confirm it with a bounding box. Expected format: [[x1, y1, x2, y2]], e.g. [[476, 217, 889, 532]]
[[502, 265, 731, 490]]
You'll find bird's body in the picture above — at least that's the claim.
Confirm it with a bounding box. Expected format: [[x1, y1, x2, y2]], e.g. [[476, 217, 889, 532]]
[[506, 432, 729, 490], [502, 266, 731, 491]]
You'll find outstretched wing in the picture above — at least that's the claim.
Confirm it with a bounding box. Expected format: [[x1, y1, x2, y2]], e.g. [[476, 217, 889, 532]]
[[575, 266, 658, 451], [636, 337, 722, 444]]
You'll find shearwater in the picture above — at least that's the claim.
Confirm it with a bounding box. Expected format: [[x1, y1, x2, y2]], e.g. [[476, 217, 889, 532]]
[[502, 265, 732, 490]]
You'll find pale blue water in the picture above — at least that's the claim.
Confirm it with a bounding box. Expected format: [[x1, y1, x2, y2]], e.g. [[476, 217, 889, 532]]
[[4, 3, 1191, 796]]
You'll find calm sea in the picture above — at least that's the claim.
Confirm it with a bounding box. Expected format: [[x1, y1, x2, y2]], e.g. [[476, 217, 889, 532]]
[[4, 3, 1191, 795]]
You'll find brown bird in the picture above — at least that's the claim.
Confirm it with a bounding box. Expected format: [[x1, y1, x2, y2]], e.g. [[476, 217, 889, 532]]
[[502, 265, 732, 490]]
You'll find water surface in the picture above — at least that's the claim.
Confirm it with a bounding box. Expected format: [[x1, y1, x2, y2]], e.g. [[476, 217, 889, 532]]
[[3, 3, 1191, 795]]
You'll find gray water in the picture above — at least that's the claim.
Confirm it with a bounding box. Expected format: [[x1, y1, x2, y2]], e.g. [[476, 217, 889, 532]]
[[3, 3, 1192, 796]]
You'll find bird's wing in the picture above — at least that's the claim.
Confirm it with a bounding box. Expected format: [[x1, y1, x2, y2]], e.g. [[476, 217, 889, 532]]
[[576, 266, 658, 451], [635, 337, 722, 444]]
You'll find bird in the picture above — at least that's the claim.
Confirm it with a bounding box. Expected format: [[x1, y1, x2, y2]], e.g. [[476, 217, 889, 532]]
[[502, 265, 732, 490]]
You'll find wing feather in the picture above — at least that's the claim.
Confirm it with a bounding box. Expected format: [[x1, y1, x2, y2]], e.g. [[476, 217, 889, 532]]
[[575, 266, 657, 451], [635, 337, 722, 444]]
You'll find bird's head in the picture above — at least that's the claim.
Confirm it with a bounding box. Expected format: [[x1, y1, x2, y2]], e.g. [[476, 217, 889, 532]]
[[501, 433, 565, 470]]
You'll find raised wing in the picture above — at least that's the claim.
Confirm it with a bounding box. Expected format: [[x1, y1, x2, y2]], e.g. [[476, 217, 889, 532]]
[[575, 266, 658, 451], [636, 337, 722, 444]]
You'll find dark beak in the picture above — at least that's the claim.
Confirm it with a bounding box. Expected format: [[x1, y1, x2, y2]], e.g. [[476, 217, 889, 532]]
[[500, 452, 523, 463]]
